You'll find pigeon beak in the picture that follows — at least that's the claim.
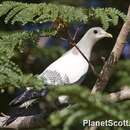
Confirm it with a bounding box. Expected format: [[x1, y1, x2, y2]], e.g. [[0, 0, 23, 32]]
[[104, 32, 113, 38]]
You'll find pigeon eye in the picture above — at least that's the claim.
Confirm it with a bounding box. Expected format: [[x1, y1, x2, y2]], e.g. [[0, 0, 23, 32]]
[[93, 30, 98, 34]]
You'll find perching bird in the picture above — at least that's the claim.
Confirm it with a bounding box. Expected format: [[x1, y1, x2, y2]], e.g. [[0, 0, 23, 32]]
[[10, 27, 112, 107]]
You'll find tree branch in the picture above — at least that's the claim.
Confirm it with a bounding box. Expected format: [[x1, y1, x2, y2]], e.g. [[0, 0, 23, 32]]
[[91, 5, 130, 94], [0, 113, 48, 130], [108, 86, 130, 102]]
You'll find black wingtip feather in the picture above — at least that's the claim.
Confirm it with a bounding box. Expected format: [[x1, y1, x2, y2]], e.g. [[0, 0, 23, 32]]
[[9, 89, 48, 107]]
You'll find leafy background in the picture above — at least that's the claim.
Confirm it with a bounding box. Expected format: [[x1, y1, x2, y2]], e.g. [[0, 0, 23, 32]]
[[0, 0, 130, 130]]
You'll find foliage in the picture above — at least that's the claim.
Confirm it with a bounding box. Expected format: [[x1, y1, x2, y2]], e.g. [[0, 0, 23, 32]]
[[107, 60, 130, 91], [0, 1, 127, 29], [0, 32, 43, 88], [86, 7, 126, 30], [48, 86, 130, 130]]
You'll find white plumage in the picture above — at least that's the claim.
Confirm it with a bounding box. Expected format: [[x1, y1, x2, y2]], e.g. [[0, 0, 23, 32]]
[[10, 27, 112, 106], [38, 27, 112, 85]]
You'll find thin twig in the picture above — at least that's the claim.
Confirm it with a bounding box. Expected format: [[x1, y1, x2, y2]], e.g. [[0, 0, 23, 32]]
[[72, 27, 80, 41]]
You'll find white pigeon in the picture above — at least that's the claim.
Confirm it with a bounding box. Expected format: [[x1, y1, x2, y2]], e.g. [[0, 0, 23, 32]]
[[10, 27, 112, 106]]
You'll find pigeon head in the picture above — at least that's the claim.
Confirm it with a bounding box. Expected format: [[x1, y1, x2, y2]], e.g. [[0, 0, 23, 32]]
[[85, 27, 112, 41], [76, 27, 112, 57], [78, 27, 112, 48]]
